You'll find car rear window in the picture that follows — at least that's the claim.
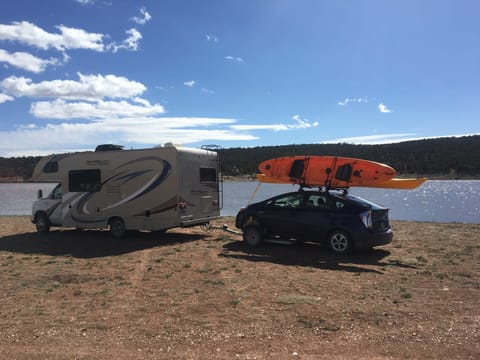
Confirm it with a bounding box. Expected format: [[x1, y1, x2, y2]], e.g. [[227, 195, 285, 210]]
[[344, 194, 386, 210]]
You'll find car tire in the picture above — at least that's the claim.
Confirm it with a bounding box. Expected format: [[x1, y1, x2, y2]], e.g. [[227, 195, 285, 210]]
[[242, 225, 264, 247], [328, 230, 352, 254], [35, 212, 50, 233], [109, 217, 127, 238]]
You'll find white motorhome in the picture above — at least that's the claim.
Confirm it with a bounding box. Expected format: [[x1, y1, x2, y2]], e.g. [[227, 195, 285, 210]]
[[31, 144, 221, 237]]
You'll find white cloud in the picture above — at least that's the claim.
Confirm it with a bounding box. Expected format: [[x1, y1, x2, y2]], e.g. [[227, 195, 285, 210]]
[[108, 28, 142, 52], [206, 34, 219, 43], [0, 117, 257, 156], [230, 115, 319, 132], [0, 21, 142, 53], [30, 98, 165, 119], [0, 21, 106, 52], [322, 133, 417, 145], [337, 97, 368, 106], [225, 55, 244, 62], [322, 133, 480, 145], [74, 0, 95, 5], [131, 7, 152, 25], [0, 93, 14, 103], [201, 88, 215, 94], [230, 124, 290, 131], [378, 102, 392, 113], [290, 114, 319, 129], [0, 49, 64, 73], [184, 80, 196, 88], [1, 73, 146, 101]]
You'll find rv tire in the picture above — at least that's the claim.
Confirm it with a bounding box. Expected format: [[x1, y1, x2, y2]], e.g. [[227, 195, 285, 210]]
[[35, 212, 50, 233], [109, 217, 127, 238]]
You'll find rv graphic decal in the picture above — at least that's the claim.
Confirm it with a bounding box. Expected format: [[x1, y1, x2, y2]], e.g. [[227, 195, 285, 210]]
[[69, 158, 172, 223]]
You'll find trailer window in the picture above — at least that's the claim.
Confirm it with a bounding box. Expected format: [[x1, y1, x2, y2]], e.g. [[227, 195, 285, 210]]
[[200, 168, 217, 182], [43, 161, 58, 173], [68, 169, 102, 192]]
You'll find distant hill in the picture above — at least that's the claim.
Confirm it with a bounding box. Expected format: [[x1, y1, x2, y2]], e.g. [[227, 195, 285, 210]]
[[0, 156, 41, 182], [0, 135, 479, 181], [218, 135, 480, 179]]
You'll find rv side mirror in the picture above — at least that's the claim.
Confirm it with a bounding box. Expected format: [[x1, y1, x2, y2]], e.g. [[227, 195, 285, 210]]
[[37, 189, 43, 199]]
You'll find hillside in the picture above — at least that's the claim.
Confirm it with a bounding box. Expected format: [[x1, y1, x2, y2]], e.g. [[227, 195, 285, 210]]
[[0, 136, 479, 181], [219, 135, 480, 179]]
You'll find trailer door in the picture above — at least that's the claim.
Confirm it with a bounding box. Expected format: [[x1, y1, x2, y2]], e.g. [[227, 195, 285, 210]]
[[177, 150, 220, 224]]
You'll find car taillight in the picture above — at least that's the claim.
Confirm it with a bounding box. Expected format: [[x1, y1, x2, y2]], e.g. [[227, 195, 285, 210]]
[[360, 210, 373, 229]]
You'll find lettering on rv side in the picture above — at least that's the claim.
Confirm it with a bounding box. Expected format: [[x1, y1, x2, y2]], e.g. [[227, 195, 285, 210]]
[[86, 160, 109, 166]]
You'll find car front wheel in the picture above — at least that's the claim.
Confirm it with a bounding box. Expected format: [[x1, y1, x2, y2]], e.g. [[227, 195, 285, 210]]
[[328, 230, 352, 254], [242, 225, 264, 247]]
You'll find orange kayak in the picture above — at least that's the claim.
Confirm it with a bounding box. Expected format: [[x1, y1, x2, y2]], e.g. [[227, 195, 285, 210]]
[[258, 156, 396, 188], [256, 173, 427, 189]]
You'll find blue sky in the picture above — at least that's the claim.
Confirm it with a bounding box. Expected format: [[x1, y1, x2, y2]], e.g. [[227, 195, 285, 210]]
[[0, 0, 479, 156]]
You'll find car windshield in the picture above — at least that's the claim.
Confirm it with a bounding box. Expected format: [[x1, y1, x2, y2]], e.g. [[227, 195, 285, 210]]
[[266, 193, 304, 208]]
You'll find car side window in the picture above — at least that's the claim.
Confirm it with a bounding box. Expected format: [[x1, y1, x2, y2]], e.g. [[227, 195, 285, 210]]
[[268, 194, 304, 208], [304, 194, 331, 210]]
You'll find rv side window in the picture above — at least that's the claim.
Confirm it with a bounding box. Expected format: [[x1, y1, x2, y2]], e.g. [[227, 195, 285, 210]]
[[68, 169, 102, 192], [200, 168, 217, 182], [43, 161, 58, 173]]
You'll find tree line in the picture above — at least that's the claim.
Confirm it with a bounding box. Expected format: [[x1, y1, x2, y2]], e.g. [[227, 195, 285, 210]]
[[218, 135, 480, 179], [0, 135, 479, 181]]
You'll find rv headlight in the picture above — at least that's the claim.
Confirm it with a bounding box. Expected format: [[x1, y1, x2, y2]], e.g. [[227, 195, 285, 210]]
[[178, 202, 187, 209]]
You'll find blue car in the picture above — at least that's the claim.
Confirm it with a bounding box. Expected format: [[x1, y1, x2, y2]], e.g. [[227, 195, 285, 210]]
[[235, 190, 393, 253]]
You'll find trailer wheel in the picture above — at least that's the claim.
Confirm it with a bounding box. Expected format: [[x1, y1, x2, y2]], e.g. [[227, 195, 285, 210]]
[[35, 212, 50, 233], [242, 225, 263, 247], [109, 217, 126, 238]]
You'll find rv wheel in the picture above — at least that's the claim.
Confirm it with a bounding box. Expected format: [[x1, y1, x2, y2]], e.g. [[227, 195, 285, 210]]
[[109, 217, 126, 238], [35, 212, 50, 233]]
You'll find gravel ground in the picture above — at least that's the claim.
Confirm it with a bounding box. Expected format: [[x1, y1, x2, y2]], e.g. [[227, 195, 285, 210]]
[[0, 216, 479, 359]]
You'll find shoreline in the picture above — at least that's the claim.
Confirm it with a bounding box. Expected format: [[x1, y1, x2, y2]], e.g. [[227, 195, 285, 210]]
[[1, 215, 478, 226], [2, 174, 480, 183]]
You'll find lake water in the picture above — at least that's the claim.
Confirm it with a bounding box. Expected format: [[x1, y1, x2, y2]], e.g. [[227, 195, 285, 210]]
[[1, 181, 479, 224]]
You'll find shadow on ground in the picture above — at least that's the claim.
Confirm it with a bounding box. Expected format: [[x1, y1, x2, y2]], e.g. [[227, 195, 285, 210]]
[[220, 240, 416, 274], [0, 229, 203, 258]]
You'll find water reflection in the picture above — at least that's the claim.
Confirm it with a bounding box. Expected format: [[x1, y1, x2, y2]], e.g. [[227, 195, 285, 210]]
[[1, 181, 479, 223], [222, 180, 480, 223]]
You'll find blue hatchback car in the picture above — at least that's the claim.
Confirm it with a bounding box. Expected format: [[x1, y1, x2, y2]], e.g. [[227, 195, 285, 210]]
[[235, 190, 393, 253]]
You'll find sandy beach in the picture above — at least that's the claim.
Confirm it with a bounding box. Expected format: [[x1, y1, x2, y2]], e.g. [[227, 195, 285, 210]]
[[0, 216, 479, 359]]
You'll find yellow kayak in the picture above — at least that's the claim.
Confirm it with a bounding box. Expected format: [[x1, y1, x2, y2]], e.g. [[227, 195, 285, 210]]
[[256, 173, 427, 189]]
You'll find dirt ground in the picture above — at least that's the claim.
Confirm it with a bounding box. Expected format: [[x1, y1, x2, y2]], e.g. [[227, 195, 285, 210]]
[[0, 216, 478, 359]]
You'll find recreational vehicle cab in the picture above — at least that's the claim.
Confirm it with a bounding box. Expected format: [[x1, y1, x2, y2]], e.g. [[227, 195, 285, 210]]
[[31, 144, 221, 237]]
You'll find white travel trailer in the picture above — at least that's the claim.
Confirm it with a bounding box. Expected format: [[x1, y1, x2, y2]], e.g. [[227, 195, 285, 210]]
[[31, 144, 221, 237]]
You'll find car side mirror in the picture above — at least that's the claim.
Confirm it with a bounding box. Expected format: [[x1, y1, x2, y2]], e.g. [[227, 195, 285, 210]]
[[37, 189, 43, 199]]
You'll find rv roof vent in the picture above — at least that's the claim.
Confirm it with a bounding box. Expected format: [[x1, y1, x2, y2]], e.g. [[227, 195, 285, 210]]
[[95, 144, 124, 152]]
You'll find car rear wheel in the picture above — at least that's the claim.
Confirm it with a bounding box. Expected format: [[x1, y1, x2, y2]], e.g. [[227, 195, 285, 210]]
[[242, 225, 263, 247], [328, 230, 352, 254]]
